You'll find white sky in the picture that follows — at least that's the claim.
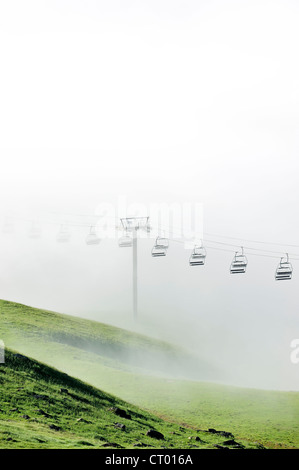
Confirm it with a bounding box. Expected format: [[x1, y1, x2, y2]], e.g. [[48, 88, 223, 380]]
[[0, 0, 299, 390]]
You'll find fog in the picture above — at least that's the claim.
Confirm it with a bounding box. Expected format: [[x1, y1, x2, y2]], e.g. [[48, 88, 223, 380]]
[[0, 0, 299, 391]]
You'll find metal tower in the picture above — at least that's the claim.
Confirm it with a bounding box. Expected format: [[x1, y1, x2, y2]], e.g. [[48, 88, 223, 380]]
[[119, 217, 150, 321]]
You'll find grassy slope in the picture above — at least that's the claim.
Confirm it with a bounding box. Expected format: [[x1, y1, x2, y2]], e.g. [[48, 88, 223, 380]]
[[0, 350, 251, 449], [1, 299, 299, 448], [0, 299, 214, 379]]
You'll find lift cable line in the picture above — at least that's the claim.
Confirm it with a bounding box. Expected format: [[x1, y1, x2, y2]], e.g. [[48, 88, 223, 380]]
[[148, 225, 299, 279], [149, 219, 299, 251], [202, 244, 299, 260], [202, 238, 299, 257], [3, 214, 299, 261], [4, 213, 299, 254], [204, 232, 299, 249], [149, 223, 299, 259], [2, 213, 299, 285], [166, 237, 299, 261]]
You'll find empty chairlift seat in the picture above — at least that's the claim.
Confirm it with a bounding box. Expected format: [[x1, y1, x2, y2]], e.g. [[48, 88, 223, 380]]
[[118, 232, 133, 247], [189, 245, 206, 266], [230, 247, 247, 274], [2, 217, 14, 234], [275, 254, 293, 280], [28, 221, 41, 239], [151, 236, 169, 257], [57, 225, 70, 243], [85, 226, 101, 245]]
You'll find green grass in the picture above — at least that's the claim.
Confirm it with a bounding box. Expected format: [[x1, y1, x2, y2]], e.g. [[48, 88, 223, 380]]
[[0, 299, 213, 379], [1, 299, 299, 448], [0, 350, 251, 449]]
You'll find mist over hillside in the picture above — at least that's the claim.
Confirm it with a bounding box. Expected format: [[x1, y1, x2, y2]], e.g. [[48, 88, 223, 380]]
[[0, 0, 299, 392]]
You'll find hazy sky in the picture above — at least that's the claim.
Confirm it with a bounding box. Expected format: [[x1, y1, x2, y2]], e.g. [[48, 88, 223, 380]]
[[0, 0, 299, 391]]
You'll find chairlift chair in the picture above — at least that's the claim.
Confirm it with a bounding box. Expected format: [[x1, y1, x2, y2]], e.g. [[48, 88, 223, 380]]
[[155, 236, 169, 249], [275, 254, 293, 280], [118, 232, 133, 247], [57, 225, 70, 243], [28, 222, 41, 239], [85, 226, 100, 245], [189, 245, 206, 266], [2, 218, 14, 234], [230, 247, 247, 274], [151, 236, 169, 257]]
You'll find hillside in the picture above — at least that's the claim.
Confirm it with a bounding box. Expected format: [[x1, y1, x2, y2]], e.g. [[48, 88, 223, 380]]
[[0, 350, 251, 449], [1, 299, 299, 448], [0, 299, 216, 380]]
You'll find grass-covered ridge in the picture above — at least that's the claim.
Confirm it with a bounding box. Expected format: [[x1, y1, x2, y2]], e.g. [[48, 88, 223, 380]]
[[0, 299, 215, 379], [1, 299, 299, 449], [0, 350, 252, 449]]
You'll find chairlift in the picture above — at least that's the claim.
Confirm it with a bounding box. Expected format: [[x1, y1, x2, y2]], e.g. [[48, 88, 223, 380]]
[[57, 225, 70, 243], [230, 247, 247, 274], [156, 236, 169, 249], [118, 232, 133, 247], [275, 254, 293, 280], [189, 245, 206, 266], [28, 221, 41, 239], [151, 236, 169, 257], [85, 226, 100, 245], [2, 218, 14, 234]]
